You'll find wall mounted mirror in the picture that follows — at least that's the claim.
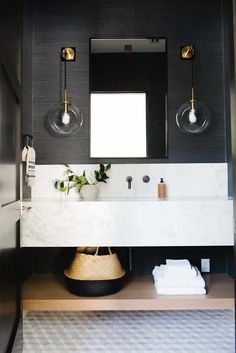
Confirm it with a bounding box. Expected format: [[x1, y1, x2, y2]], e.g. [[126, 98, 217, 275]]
[[90, 38, 167, 159]]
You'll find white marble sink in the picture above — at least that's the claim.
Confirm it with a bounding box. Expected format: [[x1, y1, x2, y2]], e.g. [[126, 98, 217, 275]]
[[21, 197, 233, 247]]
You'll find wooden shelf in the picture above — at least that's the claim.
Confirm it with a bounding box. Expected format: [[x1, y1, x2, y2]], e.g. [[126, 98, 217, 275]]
[[22, 274, 234, 311]]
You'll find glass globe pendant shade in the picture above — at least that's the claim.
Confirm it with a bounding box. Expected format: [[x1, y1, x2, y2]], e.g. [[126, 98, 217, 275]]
[[176, 99, 210, 135], [47, 103, 83, 136], [47, 53, 83, 136]]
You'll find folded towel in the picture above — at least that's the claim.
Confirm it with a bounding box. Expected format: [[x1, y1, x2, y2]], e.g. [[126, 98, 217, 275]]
[[155, 284, 206, 295], [166, 259, 191, 269], [152, 264, 197, 280], [153, 266, 205, 288], [165, 266, 194, 277], [22, 146, 36, 187]]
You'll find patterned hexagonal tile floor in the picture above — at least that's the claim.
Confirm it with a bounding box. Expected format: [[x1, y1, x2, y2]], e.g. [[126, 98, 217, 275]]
[[23, 310, 234, 352]]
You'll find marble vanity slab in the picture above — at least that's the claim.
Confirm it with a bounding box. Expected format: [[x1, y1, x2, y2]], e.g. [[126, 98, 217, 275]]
[[0, 201, 21, 238], [21, 198, 233, 247]]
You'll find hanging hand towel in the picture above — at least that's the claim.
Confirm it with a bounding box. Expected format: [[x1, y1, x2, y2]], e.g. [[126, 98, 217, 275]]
[[26, 146, 36, 186], [22, 146, 28, 161], [22, 146, 36, 187]]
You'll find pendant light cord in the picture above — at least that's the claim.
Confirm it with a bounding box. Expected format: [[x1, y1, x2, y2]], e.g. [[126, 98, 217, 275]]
[[191, 60, 194, 89], [190, 59, 195, 108], [64, 61, 67, 91], [63, 60, 68, 112]]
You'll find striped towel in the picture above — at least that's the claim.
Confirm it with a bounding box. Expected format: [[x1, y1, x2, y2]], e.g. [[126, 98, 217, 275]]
[[22, 146, 36, 187]]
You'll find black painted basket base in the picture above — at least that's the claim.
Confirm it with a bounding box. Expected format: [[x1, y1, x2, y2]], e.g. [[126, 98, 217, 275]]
[[65, 275, 127, 297]]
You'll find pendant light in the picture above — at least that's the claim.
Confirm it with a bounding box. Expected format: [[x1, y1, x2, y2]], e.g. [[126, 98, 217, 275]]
[[47, 47, 83, 136], [176, 45, 210, 134]]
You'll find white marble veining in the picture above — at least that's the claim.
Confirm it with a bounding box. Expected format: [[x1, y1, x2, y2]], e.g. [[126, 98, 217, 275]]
[[32, 163, 228, 200], [21, 198, 233, 247], [21, 163, 232, 247]]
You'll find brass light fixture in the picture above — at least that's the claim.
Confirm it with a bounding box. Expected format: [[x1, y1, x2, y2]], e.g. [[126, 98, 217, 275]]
[[180, 45, 195, 60], [60, 48, 75, 126], [176, 45, 210, 134], [61, 47, 76, 61], [47, 47, 83, 136], [180, 46, 197, 124]]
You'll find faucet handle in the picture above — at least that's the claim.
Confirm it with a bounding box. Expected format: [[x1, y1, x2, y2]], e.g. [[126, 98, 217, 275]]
[[126, 176, 133, 182], [126, 176, 133, 189], [142, 175, 150, 183]]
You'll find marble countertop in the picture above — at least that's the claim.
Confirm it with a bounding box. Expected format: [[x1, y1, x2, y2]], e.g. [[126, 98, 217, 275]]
[[21, 197, 233, 247]]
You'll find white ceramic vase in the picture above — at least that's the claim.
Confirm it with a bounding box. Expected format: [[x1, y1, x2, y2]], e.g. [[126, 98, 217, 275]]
[[80, 184, 98, 200]]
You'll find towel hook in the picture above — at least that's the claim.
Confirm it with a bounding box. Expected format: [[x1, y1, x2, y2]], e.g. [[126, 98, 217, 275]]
[[23, 134, 34, 147]]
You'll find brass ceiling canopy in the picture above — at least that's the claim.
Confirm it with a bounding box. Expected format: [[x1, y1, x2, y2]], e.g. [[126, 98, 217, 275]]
[[61, 47, 76, 61], [180, 45, 195, 60]]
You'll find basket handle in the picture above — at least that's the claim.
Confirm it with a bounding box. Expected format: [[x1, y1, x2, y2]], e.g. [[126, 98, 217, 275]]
[[95, 247, 112, 256]]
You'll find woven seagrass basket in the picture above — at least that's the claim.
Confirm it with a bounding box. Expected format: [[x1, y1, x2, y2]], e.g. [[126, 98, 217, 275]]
[[64, 247, 126, 296]]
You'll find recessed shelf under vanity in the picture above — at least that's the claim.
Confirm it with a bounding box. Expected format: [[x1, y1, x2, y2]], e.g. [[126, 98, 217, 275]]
[[23, 273, 234, 311]]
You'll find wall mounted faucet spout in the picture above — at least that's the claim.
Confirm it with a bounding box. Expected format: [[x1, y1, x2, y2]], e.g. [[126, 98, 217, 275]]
[[126, 176, 133, 189]]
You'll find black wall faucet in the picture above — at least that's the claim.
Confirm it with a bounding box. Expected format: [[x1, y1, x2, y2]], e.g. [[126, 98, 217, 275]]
[[126, 176, 133, 189]]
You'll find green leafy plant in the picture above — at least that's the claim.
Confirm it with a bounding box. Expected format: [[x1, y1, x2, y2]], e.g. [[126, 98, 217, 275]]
[[54, 164, 111, 194], [94, 164, 111, 183], [54, 164, 87, 195]]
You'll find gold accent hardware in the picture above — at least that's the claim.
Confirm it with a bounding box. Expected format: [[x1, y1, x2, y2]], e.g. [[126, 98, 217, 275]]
[[181, 45, 195, 60], [61, 47, 76, 61], [190, 87, 195, 109], [63, 89, 69, 113]]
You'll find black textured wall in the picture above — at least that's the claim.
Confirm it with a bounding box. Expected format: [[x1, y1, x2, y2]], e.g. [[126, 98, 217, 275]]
[[32, 0, 230, 164], [0, 1, 22, 352], [29, 246, 234, 277]]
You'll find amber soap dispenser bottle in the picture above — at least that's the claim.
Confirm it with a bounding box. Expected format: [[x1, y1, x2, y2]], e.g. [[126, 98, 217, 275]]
[[158, 178, 167, 199]]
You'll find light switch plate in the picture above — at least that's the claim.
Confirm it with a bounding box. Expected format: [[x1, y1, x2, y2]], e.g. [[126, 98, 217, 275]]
[[201, 258, 210, 273]]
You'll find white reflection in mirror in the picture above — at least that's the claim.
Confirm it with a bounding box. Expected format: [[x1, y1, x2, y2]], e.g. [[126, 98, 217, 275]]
[[90, 93, 147, 158]]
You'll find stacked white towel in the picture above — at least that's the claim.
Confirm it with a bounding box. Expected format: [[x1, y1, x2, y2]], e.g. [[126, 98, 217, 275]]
[[152, 259, 206, 295]]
